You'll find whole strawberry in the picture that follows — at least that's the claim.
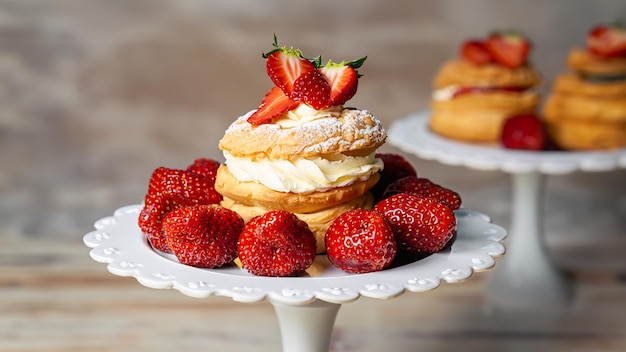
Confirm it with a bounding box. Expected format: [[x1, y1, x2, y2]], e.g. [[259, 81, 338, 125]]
[[238, 210, 317, 277], [138, 193, 192, 252], [371, 153, 417, 201], [185, 158, 221, 181], [162, 204, 244, 268], [325, 209, 396, 274], [500, 114, 546, 150], [373, 193, 456, 254], [382, 176, 462, 210], [139, 166, 223, 252]]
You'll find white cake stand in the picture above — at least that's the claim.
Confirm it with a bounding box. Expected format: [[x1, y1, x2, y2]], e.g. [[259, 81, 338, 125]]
[[388, 110, 626, 311], [84, 203, 506, 352]]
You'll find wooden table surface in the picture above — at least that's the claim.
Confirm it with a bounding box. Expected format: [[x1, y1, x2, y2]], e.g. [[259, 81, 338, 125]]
[[2, 1, 625, 351]]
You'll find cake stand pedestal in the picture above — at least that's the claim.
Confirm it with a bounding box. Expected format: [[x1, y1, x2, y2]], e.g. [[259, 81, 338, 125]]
[[84, 204, 506, 352], [388, 111, 626, 311]]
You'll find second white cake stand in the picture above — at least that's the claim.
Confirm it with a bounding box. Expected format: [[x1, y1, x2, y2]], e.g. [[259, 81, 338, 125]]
[[388, 110, 626, 311], [84, 203, 506, 352]]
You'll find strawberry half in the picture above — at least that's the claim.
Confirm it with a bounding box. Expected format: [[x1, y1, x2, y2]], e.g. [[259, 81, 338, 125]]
[[382, 176, 462, 210], [319, 57, 366, 106], [263, 36, 317, 97], [484, 31, 531, 68], [163, 204, 244, 268], [587, 24, 626, 58], [325, 209, 396, 274], [370, 153, 418, 202], [291, 69, 331, 109], [373, 193, 456, 254], [247, 86, 300, 125], [460, 40, 493, 65], [237, 210, 316, 277]]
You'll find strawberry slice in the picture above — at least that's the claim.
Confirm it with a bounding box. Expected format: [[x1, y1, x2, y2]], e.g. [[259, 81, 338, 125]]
[[291, 69, 331, 109], [484, 31, 531, 68], [587, 24, 626, 58], [264, 37, 316, 97], [247, 86, 300, 125], [460, 40, 493, 65], [319, 57, 366, 106], [451, 86, 528, 98]]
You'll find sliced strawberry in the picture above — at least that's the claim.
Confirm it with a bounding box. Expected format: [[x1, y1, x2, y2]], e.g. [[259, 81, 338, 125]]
[[325, 209, 396, 274], [370, 153, 418, 202], [185, 158, 220, 181], [263, 38, 317, 97], [319, 57, 366, 106], [237, 210, 316, 277], [460, 40, 493, 65], [500, 114, 546, 151], [587, 24, 626, 58], [291, 69, 331, 109], [247, 86, 300, 125], [382, 176, 462, 210], [163, 204, 244, 268], [484, 31, 531, 68], [373, 193, 456, 254]]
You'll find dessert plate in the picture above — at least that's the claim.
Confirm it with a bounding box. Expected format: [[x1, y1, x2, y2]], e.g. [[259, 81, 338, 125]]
[[83, 204, 506, 305], [387, 110, 626, 174]]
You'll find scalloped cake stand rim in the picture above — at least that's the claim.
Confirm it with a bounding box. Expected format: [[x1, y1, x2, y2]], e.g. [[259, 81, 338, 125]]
[[83, 204, 506, 305]]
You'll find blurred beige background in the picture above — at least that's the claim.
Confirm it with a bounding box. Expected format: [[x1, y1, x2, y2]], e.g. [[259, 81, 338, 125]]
[[1, 1, 625, 351]]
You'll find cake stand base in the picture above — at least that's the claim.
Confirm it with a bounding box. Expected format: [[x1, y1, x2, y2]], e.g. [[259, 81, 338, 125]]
[[272, 300, 341, 352], [486, 172, 574, 311]]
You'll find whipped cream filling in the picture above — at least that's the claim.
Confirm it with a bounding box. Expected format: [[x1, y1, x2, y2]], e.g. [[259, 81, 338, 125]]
[[432, 85, 537, 101], [224, 151, 384, 193], [276, 103, 343, 127]]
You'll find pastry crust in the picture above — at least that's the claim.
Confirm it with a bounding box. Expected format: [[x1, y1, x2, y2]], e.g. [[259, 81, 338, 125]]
[[430, 91, 539, 142], [219, 108, 387, 160], [550, 73, 626, 98], [214, 165, 380, 214], [433, 60, 542, 89], [543, 89, 626, 123], [221, 193, 374, 254], [545, 118, 626, 150], [567, 48, 626, 77]]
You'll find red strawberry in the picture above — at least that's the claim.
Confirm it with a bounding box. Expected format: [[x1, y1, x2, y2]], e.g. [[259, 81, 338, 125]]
[[383, 176, 462, 210], [500, 114, 546, 150], [371, 153, 418, 201], [587, 24, 626, 58], [237, 210, 316, 277], [319, 57, 366, 106], [460, 40, 493, 65], [264, 38, 317, 97], [139, 166, 223, 252], [162, 204, 244, 268], [247, 86, 300, 125], [484, 31, 531, 68], [138, 193, 192, 252], [373, 193, 456, 254], [186, 158, 220, 181], [291, 69, 331, 109], [325, 209, 396, 274]]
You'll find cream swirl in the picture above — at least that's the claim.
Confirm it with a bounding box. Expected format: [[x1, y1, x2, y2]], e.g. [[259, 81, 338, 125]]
[[223, 151, 383, 193]]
